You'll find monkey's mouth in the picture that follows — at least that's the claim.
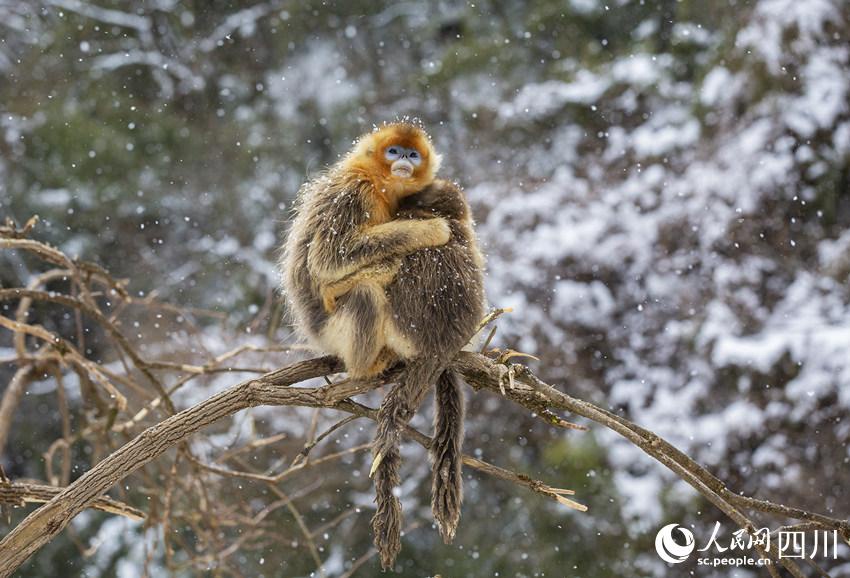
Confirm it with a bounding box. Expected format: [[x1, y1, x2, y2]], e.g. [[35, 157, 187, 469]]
[[391, 159, 414, 178]]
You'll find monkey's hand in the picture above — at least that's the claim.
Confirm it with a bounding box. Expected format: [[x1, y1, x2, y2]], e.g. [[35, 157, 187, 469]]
[[310, 218, 451, 283], [319, 260, 402, 314], [413, 217, 451, 248], [321, 285, 342, 313]]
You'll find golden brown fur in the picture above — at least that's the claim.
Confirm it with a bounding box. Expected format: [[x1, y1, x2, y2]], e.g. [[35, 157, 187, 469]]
[[367, 180, 485, 566], [341, 122, 440, 212], [321, 177, 484, 314], [280, 122, 446, 379], [321, 259, 400, 313], [279, 124, 485, 570]]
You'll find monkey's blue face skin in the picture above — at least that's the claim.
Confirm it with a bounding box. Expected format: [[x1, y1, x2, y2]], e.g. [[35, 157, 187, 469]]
[[384, 145, 422, 164], [384, 145, 422, 179]]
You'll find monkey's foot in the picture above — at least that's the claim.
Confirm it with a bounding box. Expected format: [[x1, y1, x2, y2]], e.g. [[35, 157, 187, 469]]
[[367, 348, 396, 376], [493, 347, 540, 364]]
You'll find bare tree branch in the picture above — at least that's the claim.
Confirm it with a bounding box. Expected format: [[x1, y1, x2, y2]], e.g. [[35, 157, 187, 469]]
[[0, 479, 143, 521], [1, 350, 847, 575], [2, 221, 847, 577], [0, 366, 33, 455]]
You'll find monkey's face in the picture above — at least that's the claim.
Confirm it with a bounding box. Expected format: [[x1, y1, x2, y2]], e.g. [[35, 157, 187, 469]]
[[346, 123, 442, 198], [383, 145, 421, 178]]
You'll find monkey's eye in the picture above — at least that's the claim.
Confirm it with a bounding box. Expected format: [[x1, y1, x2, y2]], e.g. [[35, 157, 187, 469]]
[[408, 149, 422, 166], [385, 147, 401, 161]]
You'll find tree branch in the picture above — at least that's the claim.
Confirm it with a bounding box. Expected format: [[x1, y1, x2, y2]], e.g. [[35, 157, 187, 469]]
[[0, 366, 33, 455], [0, 350, 846, 576], [0, 479, 143, 521], [2, 221, 847, 577]]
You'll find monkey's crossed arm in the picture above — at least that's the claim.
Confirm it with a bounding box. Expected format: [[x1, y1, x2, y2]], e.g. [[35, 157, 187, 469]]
[[318, 188, 465, 313], [320, 258, 401, 313], [280, 124, 483, 569], [306, 188, 451, 288]]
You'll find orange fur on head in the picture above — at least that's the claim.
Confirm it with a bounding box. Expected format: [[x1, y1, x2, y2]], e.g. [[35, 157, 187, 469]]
[[342, 122, 442, 213]]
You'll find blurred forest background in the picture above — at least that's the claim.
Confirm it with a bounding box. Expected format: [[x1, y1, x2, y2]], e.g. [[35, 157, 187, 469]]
[[1, 0, 849, 576]]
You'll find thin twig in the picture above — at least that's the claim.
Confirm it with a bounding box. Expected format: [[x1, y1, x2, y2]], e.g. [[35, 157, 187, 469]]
[[0, 480, 143, 521], [1, 226, 846, 578]]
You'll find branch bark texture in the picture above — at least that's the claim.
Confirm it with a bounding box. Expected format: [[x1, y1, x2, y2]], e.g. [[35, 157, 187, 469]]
[[1, 352, 847, 577]]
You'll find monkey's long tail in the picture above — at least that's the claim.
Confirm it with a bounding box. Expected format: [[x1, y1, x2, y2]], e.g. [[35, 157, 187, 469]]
[[370, 359, 442, 570], [430, 369, 465, 544], [370, 391, 404, 571]]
